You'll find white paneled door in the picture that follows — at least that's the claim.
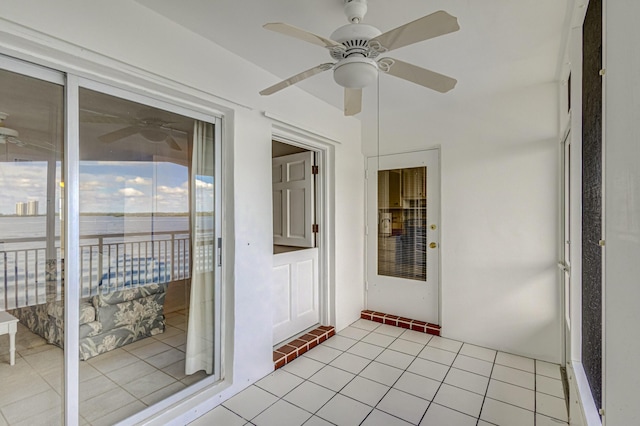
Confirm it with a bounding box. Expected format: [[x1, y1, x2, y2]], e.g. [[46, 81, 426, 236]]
[[366, 150, 440, 324], [273, 151, 315, 248]]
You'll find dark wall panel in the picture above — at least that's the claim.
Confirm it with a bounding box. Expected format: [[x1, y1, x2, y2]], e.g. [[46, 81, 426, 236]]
[[581, 0, 602, 409]]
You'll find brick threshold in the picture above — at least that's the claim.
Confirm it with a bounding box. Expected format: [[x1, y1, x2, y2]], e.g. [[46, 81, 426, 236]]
[[273, 313, 440, 370], [273, 325, 335, 370], [360, 310, 441, 336]]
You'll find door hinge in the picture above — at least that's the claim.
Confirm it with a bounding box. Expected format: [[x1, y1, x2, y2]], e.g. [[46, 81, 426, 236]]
[[312, 165, 319, 175], [599, 239, 605, 247], [365, 169, 369, 179], [365, 281, 369, 291], [312, 224, 319, 233], [217, 237, 222, 267]]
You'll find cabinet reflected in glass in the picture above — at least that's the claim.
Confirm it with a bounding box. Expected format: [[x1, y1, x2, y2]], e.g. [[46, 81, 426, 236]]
[[378, 167, 427, 281]]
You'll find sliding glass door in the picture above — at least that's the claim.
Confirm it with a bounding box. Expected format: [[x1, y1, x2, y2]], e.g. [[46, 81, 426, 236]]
[[0, 55, 222, 425]]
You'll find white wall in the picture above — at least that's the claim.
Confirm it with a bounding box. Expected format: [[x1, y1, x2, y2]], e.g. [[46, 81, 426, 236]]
[[0, 0, 364, 423], [363, 81, 562, 362], [603, 0, 640, 424]]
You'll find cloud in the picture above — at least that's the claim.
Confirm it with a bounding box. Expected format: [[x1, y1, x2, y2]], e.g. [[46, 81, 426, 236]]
[[158, 185, 187, 195], [126, 176, 151, 185], [119, 188, 145, 197]]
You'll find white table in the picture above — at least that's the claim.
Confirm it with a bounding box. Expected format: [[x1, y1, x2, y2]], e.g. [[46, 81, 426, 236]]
[[0, 311, 18, 365]]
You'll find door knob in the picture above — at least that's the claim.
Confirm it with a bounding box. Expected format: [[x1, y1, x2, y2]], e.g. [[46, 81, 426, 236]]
[[429, 242, 437, 249]]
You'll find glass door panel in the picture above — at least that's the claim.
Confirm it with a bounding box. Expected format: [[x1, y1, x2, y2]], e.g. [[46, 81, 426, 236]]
[[77, 88, 218, 423], [0, 66, 65, 424]]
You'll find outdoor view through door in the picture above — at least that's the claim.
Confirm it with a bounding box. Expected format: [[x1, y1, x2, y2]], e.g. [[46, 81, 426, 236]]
[[367, 150, 440, 324]]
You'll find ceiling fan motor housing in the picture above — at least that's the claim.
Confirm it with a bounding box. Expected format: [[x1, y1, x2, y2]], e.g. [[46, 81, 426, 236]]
[[330, 23, 381, 88], [344, 0, 368, 23]]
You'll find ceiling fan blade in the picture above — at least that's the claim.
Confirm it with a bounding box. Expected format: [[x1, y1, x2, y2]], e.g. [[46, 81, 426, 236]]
[[369, 10, 460, 53], [260, 63, 334, 96], [264, 23, 342, 49], [98, 126, 140, 144], [344, 88, 362, 116], [380, 58, 457, 93], [80, 109, 137, 125], [164, 135, 182, 151]]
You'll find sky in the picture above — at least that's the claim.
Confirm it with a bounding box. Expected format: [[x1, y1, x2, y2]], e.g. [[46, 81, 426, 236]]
[[0, 160, 213, 215]]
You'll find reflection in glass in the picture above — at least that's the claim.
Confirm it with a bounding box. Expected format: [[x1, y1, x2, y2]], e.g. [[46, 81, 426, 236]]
[[78, 89, 216, 423], [378, 167, 427, 281], [0, 68, 64, 424]]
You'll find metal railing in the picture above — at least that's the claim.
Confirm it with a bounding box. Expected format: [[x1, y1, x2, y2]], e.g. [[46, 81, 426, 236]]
[[1, 230, 196, 310]]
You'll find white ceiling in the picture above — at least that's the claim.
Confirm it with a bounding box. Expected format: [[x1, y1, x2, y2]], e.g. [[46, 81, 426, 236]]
[[134, 0, 572, 144]]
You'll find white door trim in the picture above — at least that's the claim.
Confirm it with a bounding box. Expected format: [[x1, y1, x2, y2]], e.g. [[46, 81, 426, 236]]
[[271, 124, 334, 330]]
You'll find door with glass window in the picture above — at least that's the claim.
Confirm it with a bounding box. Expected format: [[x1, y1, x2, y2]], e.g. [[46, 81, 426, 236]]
[[366, 150, 440, 324]]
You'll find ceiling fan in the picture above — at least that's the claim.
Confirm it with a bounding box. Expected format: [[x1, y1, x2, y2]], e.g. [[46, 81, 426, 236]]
[[81, 109, 184, 151], [0, 112, 26, 147], [259, 0, 460, 116]]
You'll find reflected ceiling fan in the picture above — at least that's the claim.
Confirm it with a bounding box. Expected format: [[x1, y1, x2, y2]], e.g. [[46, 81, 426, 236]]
[[81, 109, 184, 151], [260, 0, 460, 116]]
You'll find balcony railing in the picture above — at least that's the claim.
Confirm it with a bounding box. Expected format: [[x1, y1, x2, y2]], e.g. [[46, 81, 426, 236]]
[[0, 230, 196, 311]]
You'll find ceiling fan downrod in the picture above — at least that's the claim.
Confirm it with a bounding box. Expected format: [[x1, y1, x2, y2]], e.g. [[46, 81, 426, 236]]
[[344, 0, 367, 24]]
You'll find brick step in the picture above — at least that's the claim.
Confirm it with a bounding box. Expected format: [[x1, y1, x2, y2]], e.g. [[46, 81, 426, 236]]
[[360, 310, 441, 335], [273, 326, 335, 370]]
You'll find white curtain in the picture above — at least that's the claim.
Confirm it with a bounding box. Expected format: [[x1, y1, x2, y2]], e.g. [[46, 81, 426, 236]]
[[185, 121, 215, 375]]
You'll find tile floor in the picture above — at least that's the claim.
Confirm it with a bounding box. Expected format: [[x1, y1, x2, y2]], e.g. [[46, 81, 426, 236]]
[[0, 310, 208, 426], [192, 318, 569, 426]]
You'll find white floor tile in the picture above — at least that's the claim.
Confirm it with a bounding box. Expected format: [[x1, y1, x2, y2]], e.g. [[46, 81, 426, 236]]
[[283, 356, 325, 379], [407, 357, 450, 382], [536, 412, 569, 425], [304, 345, 343, 364], [374, 349, 415, 370], [393, 371, 441, 401], [399, 329, 433, 345], [350, 319, 381, 331], [1, 389, 61, 424], [481, 397, 534, 426], [452, 354, 494, 377], [486, 379, 535, 411], [536, 360, 562, 380], [252, 399, 312, 426], [459, 343, 497, 362], [427, 336, 463, 353], [284, 381, 336, 413], [361, 332, 396, 348], [376, 388, 430, 424], [361, 409, 413, 426], [330, 352, 372, 374], [536, 375, 565, 398], [91, 401, 146, 426], [189, 406, 246, 426], [387, 338, 424, 356], [338, 326, 371, 341], [417, 345, 457, 366], [322, 335, 358, 351], [420, 403, 478, 426], [303, 416, 334, 426], [347, 342, 385, 360], [122, 370, 177, 399], [309, 365, 355, 392], [491, 364, 535, 390], [359, 361, 404, 386], [433, 384, 484, 418], [146, 348, 185, 369], [536, 392, 568, 422], [256, 370, 305, 397], [223, 385, 279, 420], [316, 394, 372, 426], [340, 376, 389, 407], [373, 324, 405, 337], [127, 340, 173, 359], [444, 367, 490, 395], [495, 351, 535, 373]]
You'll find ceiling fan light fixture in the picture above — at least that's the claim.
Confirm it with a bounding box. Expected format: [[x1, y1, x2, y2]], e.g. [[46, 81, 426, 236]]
[[138, 128, 167, 143], [333, 57, 378, 89]]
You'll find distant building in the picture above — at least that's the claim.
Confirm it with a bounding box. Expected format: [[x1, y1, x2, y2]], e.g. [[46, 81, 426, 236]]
[[15, 202, 26, 216], [27, 200, 38, 216]]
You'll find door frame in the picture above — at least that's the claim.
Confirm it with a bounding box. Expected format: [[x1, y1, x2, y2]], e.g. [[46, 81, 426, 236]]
[[271, 124, 333, 331], [364, 147, 441, 325]]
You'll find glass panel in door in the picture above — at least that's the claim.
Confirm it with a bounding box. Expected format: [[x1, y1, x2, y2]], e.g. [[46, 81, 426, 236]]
[[0, 66, 65, 425], [378, 167, 427, 281]]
